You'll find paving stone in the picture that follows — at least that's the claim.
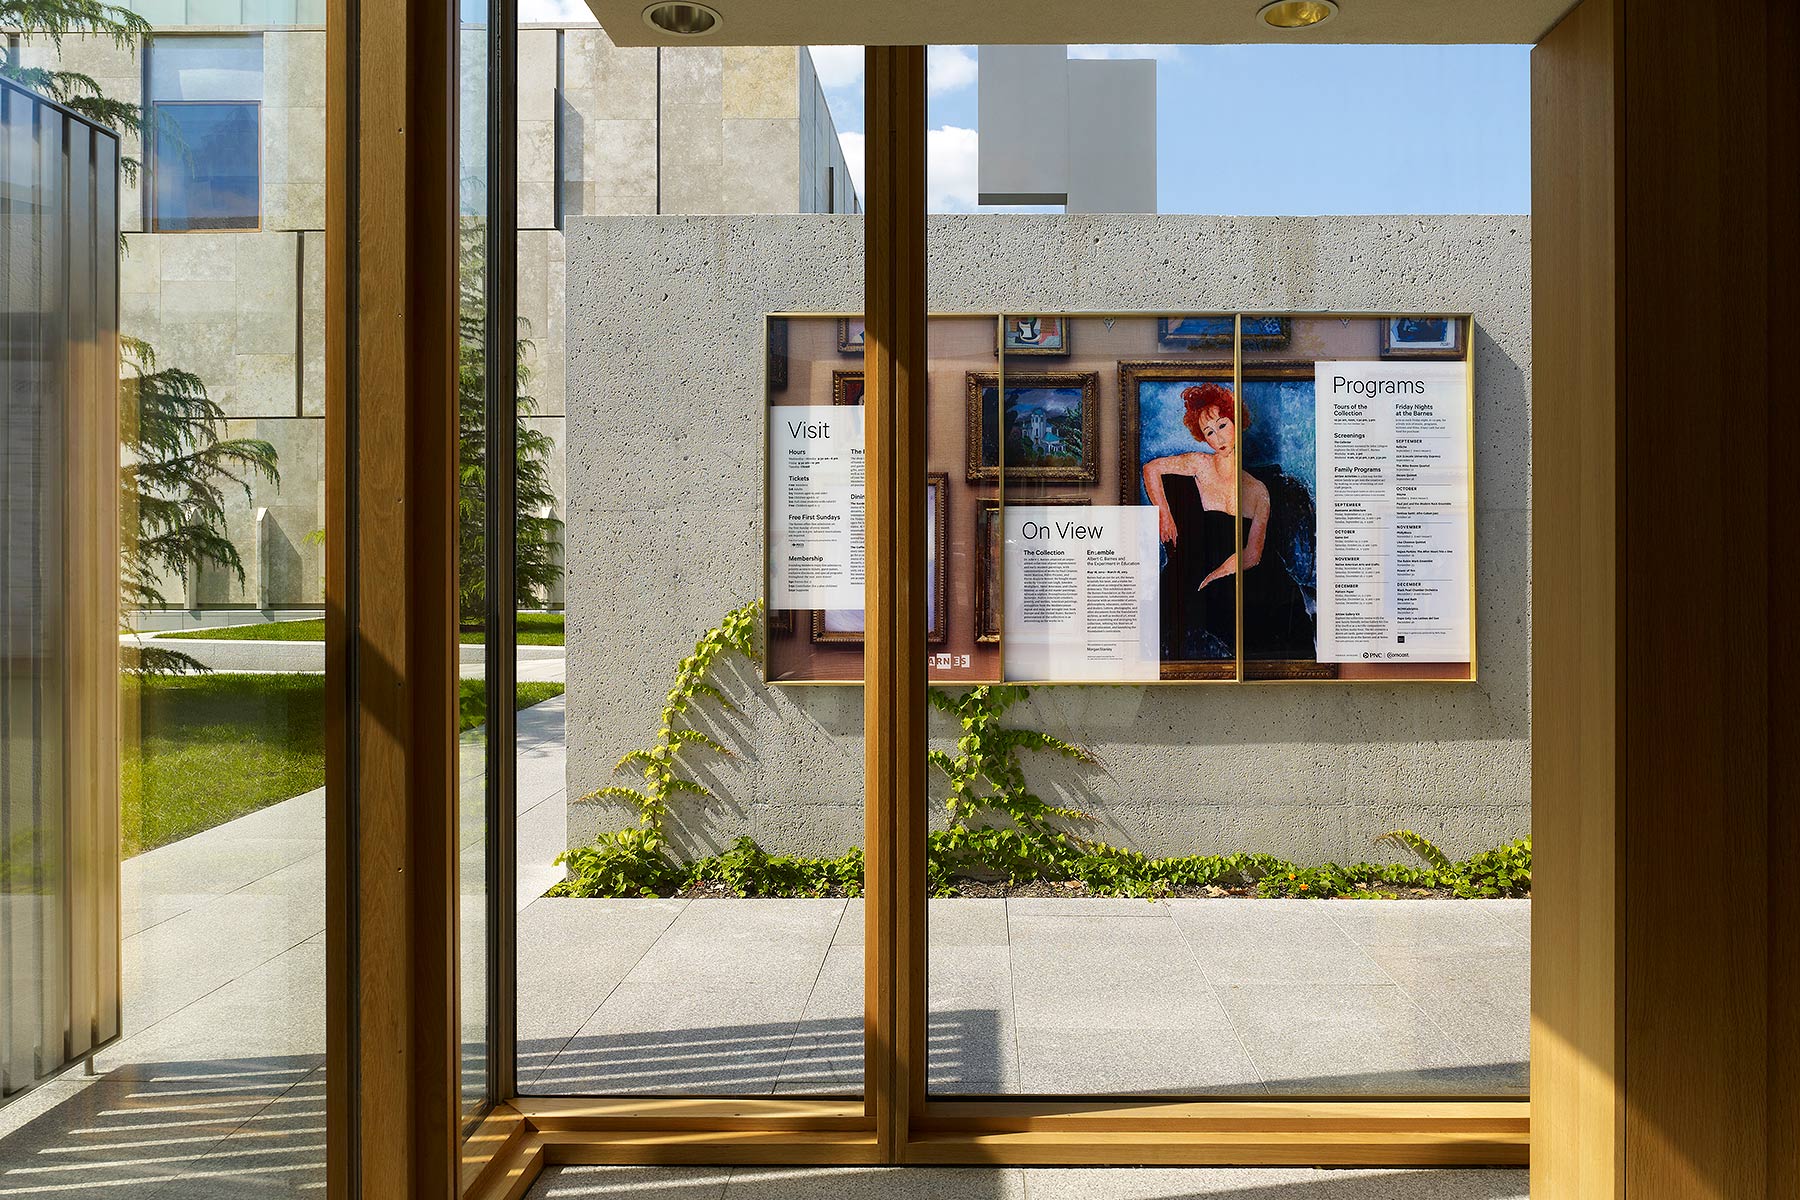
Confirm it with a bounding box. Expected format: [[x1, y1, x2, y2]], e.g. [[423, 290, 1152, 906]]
[[1167, 900, 1393, 987], [531, 1165, 732, 1200], [725, 1166, 1028, 1200], [1321, 898, 1519, 949], [1017, 1166, 1529, 1200], [1015, 1025, 1266, 1096], [1213, 983, 1482, 1094]]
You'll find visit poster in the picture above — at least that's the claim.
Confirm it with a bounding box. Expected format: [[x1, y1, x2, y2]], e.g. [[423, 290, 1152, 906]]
[[1313, 360, 1472, 663], [768, 405, 865, 609]]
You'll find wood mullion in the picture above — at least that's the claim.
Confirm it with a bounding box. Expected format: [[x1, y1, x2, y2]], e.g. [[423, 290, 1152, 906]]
[[862, 45, 927, 1165], [329, 0, 461, 1193]]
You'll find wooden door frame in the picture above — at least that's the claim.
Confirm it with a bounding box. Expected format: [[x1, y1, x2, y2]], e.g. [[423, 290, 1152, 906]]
[[329, 12, 1799, 1198]]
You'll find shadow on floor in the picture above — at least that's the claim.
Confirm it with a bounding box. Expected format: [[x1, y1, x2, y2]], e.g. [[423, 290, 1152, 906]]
[[0, 1054, 325, 1198], [519, 1010, 1525, 1097], [530, 1165, 1530, 1200]]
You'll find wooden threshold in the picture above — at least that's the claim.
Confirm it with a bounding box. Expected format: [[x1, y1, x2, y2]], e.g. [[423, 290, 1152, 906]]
[[512, 1097, 867, 1132], [901, 1128, 1527, 1167], [918, 1098, 1530, 1134], [461, 1099, 1527, 1196]]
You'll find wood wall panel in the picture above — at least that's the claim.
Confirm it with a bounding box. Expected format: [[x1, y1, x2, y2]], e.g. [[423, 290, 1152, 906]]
[[1534, 0, 1796, 1196], [1621, 0, 1771, 1194], [1530, 5, 1621, 1195], [326, 0, 461, 1194]]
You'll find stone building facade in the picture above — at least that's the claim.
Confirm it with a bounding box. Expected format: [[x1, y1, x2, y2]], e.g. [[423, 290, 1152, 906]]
[[17, 7, 856, 613]]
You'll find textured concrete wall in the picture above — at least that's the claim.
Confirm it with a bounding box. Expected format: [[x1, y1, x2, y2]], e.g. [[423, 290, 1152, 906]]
[[564, 214, 1531, 864]]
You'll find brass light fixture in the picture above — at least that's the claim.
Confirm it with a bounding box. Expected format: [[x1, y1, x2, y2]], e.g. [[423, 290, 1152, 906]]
[[1258, 0, 1338, 29], [642, 1, 721, 35]]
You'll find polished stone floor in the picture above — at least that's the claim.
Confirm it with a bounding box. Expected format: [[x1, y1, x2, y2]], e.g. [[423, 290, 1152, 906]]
[[526, 1165, 1529, 1200]]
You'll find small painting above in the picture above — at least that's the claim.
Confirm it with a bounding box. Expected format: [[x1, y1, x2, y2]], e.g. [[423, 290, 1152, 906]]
[[832, 370, 864, 406], [1157, 316, 1292, 350], [1001, 315, 1070, 356], [837, 316, 865, 355], [1379, 316, 1465, 359], [965, 370, 1100, 485]]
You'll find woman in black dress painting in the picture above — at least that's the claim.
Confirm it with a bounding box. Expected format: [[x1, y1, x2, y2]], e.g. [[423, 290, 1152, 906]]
[[1142, 383, 1314, 662]]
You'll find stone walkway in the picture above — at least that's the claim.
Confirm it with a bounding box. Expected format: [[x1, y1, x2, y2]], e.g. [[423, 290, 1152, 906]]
[[1, 692, 1529, 1198], [518, 895, 1527, 1098]]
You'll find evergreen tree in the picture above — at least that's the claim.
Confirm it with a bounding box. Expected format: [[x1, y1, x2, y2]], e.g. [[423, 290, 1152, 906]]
[[458, 219, 564, 626], [4, 1, 281, 672], [0, 1, 150, 182]]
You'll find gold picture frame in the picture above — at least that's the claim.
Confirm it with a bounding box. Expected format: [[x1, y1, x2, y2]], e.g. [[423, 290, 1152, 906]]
[[811, 472, 949, 645], [964, 369, 1100, 485]]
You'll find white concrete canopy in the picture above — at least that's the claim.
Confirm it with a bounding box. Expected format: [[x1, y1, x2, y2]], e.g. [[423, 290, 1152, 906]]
[[586, 0, 1575, 48]]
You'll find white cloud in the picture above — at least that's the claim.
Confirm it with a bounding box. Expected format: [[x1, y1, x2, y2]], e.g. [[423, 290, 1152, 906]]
[[1069, 44, 1183, 62], [927, 45, 978, 96], [808, 45, 865, 93], [837, 130, 866, 198], [927, 125, 979, 213], [519, 0, 596, 20]]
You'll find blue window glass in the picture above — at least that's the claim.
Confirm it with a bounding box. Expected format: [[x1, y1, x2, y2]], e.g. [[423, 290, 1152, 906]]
[[152, 102, 260, 231]]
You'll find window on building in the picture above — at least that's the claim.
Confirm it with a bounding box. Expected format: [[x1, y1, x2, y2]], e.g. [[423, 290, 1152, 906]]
[[148, 35, 265, 232]]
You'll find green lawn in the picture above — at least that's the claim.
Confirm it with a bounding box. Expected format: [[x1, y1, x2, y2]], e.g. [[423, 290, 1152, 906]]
[[121, 673, 565, 857], [156, 611, 566, 646]]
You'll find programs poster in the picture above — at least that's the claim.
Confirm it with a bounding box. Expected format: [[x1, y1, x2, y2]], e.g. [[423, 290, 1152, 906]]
[[1003, 505, 1161, 682], [1314, 360, 1472, 663]]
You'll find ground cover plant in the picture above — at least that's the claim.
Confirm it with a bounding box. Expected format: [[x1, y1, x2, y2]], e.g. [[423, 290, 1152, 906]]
[[123, 673, 564, 857], [557, 602, 1531, 901], [157, 612, 566, 646]]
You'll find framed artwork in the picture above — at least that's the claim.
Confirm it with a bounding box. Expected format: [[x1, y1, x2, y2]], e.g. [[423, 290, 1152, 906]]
[[837, 316, 866, 355], [965, 370, 1100, 485], [1001, 315, 1070, 356], [1379, 315, 1465, 359], [832, 370, 864, 406], [974, 496, 1091, 645], [1117, 359, 1334, 681], [766, 316, 788, 390], [1157, 316, 1292, 350], [768, 608, 794, 636], [812, 472, 949, 645]]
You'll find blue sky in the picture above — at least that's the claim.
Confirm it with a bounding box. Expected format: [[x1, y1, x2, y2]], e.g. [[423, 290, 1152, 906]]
[[811, 44, 1531, 215], [514, 8, 1531, 215]]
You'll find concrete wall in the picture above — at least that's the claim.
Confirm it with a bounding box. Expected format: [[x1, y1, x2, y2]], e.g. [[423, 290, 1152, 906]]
[[564, 214, 1530, 864]]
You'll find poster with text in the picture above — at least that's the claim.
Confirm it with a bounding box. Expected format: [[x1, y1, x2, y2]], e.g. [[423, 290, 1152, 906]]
[[1003, 505, 1161, 682], [769, 405, 865, 609], [1313, 360, 1472, 662]]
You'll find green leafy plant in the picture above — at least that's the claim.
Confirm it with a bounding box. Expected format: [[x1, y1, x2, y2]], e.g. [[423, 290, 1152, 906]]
[[687, 837, 864, 899], [925, 684, 1095, 889], [550, 827, 684, 899], [1375, 828, 1453, 870], [577, 599, 761, 841]]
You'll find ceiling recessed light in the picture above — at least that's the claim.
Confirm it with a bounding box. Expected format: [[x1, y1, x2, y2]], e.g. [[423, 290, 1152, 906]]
[[1258, 0, 1338, 29], [643, 1, 720, 36]]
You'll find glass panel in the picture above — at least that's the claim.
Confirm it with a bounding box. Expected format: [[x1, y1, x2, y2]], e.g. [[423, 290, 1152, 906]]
[[457, 0, 493, 1128], [152, 102, 261, 231], [148, 35, 266, 101], [3, 20, 331, 1196], [516, 31, 867, 1097], [923, 42, 1526, 1100]]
